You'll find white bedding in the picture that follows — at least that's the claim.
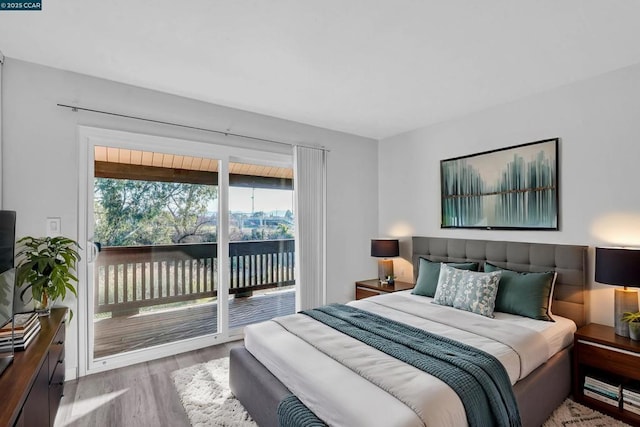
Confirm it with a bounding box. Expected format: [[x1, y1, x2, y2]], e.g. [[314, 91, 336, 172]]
[[244, 291, 576, 427]]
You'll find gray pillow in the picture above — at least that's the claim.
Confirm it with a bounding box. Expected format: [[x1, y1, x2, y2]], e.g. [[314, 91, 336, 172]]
[[433, 263, 502, 318], [411, 258, 479, 297], [484, 262, 557, 321]]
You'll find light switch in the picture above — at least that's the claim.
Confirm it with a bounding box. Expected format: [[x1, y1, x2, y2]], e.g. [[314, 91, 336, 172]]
[[46, 217, 61, 237]]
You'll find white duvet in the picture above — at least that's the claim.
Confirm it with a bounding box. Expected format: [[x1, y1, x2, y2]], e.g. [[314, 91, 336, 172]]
[[244, 291, 576, 427]]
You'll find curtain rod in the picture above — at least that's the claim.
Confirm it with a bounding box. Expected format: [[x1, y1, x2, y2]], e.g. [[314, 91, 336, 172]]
[[57, 103, 329, 152]]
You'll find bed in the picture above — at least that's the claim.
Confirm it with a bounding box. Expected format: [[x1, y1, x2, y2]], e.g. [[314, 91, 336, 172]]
[[230, 237, 588, 427]]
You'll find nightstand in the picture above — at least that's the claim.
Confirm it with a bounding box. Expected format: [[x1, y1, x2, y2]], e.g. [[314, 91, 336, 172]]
[[573, 323, 640, 425], [355, 279, 414, 300]]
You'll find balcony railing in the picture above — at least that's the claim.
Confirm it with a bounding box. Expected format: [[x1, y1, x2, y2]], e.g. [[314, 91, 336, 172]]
[[95, 239, 295, 316]]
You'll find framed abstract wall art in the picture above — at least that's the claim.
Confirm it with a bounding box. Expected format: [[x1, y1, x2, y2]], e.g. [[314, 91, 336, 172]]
[[440, 138, 559, 230]]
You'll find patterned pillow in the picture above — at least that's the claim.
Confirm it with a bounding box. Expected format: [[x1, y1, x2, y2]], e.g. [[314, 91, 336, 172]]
[[432, 263, 467, 306], [433, 263, 502, 318]]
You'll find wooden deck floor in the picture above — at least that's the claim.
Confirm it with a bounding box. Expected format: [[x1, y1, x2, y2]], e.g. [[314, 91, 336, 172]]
[[94, 290, 295, 358]]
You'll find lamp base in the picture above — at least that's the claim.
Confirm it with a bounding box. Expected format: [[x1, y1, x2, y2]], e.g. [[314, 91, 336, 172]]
[[614, 288, 639, 337], [377, 259, 394, 284]]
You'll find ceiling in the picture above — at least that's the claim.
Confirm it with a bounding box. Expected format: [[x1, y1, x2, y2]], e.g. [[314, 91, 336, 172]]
[[2, 1, 640, 139]]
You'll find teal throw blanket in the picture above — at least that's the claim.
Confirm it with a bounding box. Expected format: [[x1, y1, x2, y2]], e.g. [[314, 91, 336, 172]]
[[278, 395, 327, 427], [278, 304, 521, 427]]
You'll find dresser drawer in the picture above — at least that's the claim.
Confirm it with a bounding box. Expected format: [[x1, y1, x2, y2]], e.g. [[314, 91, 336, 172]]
[[22, 355, 50, 427], [50, 353, 65, 387], [576, 339, 640, 381], [354, 280, 414, 301], [48, 324, 65, 383], [49, 355, 65, 426], [356, 287, 382, 300]]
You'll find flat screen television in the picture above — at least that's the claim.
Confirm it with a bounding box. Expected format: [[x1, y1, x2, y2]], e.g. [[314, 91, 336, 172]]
[[0, 210, 16, 376]]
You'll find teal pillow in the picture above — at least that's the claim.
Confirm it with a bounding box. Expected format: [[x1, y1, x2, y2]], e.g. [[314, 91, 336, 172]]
[[411, 258, 479, 297], [485, 262, 556, 321]]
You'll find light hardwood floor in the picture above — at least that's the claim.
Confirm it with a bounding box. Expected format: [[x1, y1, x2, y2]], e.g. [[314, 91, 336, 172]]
[[55, 340, 244, 427]]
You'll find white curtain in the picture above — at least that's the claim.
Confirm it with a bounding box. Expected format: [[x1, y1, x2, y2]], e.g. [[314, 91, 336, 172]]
[[293, 145, 327, 310]]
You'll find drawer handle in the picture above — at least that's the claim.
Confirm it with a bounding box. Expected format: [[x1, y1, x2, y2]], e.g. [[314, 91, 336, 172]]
[[57, 359, 64, 365], [56, 341, 64, 345]]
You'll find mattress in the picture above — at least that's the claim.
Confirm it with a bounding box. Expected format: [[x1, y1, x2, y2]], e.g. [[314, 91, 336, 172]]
[[244, 291, 576, 427]]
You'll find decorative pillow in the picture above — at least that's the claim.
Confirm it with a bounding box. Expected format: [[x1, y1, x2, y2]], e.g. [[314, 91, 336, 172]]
[[484, 262, 557, 321], [411, 258, 479, 297], [433, 263, 502, 318], [432, 264, 466, 306]]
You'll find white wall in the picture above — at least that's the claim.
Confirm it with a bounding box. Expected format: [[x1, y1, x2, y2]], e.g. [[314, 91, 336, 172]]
[[379, 61, 640, 327], [2, 58, 378, 375]]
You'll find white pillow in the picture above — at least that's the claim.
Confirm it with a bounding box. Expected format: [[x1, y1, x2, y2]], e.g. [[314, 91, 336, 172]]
[[547, 272, 559, 317]]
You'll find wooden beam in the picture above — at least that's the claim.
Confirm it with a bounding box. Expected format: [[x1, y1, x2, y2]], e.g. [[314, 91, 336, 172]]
[[228, 174, 292, 190], [95, 161, 293, 189], [95, 161, 216, 185]]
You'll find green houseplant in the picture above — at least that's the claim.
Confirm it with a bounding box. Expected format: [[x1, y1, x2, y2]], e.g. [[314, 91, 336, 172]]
[[621, 311, 640, 341], [16, 236, 81, 316]]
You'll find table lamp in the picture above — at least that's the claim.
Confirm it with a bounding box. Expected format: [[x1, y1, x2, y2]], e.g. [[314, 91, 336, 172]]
[[595, 247, 640, 337], [371, 239, 399, 284]]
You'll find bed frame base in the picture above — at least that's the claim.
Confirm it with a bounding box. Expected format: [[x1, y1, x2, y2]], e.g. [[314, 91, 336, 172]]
[[229, 345, 571, 427], [513, 347, 571, 427], [230, 346, 290, 427]]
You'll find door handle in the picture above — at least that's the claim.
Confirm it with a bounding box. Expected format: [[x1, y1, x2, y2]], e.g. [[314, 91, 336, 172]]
[[87, 241, 101, 263]]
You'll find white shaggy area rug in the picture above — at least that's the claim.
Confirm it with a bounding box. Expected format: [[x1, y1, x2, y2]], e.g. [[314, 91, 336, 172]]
[[542, 398, 630, 427], [171, 357, 256, 427], [172, 357, 630, 427]]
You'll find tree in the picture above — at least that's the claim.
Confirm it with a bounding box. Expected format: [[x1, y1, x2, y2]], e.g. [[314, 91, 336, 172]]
[[164, 183, 218, 243], [94, 178, 217, 246], [269, 223, 293, 239]]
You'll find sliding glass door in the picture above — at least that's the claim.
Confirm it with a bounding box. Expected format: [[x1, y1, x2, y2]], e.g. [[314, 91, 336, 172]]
[[227, 161, 296, 331], [78, 127, 294, 374], [91, 146, 219, 359]]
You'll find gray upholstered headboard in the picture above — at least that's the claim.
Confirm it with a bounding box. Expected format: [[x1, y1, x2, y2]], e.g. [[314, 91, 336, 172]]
[[412, 237, 588, 327]]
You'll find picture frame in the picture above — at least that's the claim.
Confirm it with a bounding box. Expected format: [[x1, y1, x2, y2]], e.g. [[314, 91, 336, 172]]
[[440, 138, 559, 230]]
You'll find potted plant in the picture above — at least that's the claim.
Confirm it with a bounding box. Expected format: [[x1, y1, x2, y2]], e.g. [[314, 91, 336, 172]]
[[15, 236, 81, 316], [621, 311, 640, 341]]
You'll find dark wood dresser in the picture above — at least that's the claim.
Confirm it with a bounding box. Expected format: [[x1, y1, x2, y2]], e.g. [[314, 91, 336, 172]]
[[0, 308, 67, 427]]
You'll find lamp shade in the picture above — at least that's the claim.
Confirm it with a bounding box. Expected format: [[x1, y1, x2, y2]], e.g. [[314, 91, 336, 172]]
[[595, 247, 640, 287], [371, 239, 399, 258]]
